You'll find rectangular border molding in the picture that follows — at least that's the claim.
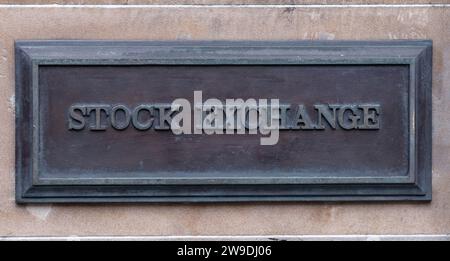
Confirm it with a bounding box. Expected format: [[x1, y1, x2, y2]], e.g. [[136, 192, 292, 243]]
[[15, 40, 432, 203]]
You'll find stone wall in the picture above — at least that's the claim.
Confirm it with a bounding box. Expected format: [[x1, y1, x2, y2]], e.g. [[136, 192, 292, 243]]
[[0, 1, 449, 238]]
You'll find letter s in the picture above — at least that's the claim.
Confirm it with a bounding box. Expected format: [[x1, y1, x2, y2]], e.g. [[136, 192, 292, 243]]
[[68, 105, 86, 130]]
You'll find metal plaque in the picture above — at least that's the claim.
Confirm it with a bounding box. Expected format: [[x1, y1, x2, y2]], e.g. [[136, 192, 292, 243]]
[[15, 41, 432, 203]]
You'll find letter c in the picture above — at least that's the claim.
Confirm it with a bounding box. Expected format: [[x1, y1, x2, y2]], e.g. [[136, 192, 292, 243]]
[[132, 105, 154, 130]]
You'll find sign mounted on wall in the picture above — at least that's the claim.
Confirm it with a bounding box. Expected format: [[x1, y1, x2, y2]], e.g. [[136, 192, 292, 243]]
[[15, 40, 432, 203]]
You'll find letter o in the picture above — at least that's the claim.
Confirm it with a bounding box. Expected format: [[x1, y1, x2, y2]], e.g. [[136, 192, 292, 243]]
[[111, 105, 131, 130]]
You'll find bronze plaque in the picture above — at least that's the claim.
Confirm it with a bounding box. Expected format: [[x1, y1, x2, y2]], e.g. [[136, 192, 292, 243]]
[[15, 41, 432, 202]]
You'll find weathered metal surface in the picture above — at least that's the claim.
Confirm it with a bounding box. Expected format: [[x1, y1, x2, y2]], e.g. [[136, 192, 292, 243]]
[[15, 40, 432, 203]]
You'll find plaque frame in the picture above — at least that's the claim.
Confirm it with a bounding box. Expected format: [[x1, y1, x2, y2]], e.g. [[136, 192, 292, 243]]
[[15, 40, 432, 203]]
